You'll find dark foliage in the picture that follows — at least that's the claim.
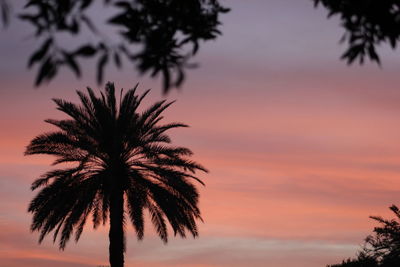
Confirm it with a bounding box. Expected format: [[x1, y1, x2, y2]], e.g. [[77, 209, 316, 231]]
[[3, 1, 400, 92], [0, 0, 10, 27], [328, 256, 377, 267], [25, 82, 207, 267], [327, 205, 400, 267], [314, 0, 400, 65], [4, 0, 228, 93]]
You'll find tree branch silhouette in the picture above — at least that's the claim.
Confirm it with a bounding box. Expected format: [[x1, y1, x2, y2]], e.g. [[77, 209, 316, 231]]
[[327, 205, 400, 267], [10, 0, 229, 93], [314, 0, 400, 65], [3, 1, 400, 92]]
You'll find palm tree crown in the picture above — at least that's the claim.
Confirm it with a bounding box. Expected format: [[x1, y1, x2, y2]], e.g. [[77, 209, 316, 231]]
[[25, 82, 207, 267]]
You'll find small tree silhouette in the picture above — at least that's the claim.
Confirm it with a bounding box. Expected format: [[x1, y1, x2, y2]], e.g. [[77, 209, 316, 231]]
[[327, 205, 400, 267], [25, 82, 207, 267]]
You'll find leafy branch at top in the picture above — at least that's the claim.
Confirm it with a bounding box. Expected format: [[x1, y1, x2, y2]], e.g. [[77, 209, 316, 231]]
[[13, 0, 229, 93], [314, 0, 400, 66]]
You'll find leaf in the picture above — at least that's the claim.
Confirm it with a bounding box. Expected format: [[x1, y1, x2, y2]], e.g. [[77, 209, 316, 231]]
[[0, 0, 10, 27], [108, 14, 126, 25], [74, 45, 97, 57], [114, 1, 131, 8], [389, 36, 397, 49], [24, 0, 38, 8], [63, 52, 81, 77], [368, 45, 381, 65], [70, 18, 79, 34], [97, 53, 109, 84], [162, 68, 170, 94], [113, 52, 122, 69], [35, 57, 54, 86], [80, 0, 93, 10], [175, 68, 185, 88], [28, 38, 53, 68], [192, 41, 199, 55], [118, 44, 133, 58], [81, 15, 98, 33], [18, 14, 37, 22], [341, 44, 364, 65]]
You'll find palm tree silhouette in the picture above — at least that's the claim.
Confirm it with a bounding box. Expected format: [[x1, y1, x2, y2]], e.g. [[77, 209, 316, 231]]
[[25, 82, 207, 267]]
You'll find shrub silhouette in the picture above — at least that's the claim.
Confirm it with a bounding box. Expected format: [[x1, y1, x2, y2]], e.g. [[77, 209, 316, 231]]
[[327, 205, 400, 267]]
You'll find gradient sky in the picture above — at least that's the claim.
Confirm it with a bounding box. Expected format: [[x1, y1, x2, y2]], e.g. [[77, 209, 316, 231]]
[[2, 1, 400, 266]]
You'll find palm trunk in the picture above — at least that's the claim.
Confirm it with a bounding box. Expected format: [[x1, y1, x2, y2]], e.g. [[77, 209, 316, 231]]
[[109, 188, 125, 267]]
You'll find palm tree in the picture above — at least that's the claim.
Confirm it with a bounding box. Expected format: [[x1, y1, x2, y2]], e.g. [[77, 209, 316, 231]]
[[25, 82, 207, 267]]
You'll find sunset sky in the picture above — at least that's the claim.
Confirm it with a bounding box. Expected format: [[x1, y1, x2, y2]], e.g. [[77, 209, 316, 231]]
[[2, 1, 400, 267]]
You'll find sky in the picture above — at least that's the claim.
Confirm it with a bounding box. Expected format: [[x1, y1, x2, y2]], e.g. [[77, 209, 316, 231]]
[[2, 0, 400, 266]]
